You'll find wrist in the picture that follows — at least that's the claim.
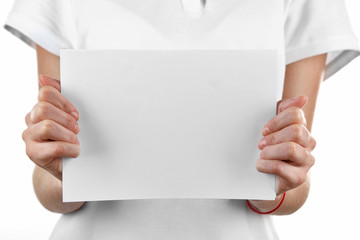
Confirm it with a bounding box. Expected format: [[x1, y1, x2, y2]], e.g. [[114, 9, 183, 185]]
[[247, 192, 286, 214], [33, 166, 85, 213]]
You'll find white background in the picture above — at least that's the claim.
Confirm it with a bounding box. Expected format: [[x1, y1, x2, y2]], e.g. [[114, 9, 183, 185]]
[[0, 1, 359, 239]]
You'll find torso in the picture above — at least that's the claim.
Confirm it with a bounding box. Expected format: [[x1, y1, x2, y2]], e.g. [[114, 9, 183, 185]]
[[51, 1, 288, 239]]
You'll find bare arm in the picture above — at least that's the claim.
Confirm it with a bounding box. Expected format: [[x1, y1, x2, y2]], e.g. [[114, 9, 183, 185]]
[[27, 45, 84, 213], [33, 166, 84, 213], [249, 53, 327, 215]]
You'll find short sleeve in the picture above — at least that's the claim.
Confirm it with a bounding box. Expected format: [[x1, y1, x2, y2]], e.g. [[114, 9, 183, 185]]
[[3, 0, 76, 56], [285, 0, 360, 80]]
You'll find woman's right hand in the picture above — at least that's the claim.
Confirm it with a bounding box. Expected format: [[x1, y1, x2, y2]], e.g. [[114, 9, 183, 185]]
[[22, 75, 80, 181]]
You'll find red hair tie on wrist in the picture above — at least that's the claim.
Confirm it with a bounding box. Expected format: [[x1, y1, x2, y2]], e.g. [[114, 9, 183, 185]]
[[246, 192, 286, 214]]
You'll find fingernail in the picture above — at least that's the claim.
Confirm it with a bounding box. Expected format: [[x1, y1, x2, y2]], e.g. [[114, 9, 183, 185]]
[[259, 138, 267, 148], [263, 126, 270, 135], [38, 75, 44, 86], [71, 111, 79, 119], [75, 137, 80, 144], [74, 123, 79, 133]]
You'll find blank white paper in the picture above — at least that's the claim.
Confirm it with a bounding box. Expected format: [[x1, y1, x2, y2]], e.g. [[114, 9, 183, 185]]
[[60, 49, 278, 202]]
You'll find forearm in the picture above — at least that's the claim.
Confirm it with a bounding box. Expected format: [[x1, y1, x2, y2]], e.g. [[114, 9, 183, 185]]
[[249, 54, 326, 215], [249, 173, 311, 215], [33, 165, 84, 213]]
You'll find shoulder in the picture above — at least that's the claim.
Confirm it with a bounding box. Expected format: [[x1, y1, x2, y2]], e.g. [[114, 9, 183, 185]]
[[284, 0, 360, 79], [4, 0, 76, 56]]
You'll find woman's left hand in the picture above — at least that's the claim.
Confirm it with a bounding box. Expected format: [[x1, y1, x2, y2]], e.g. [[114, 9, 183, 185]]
[[256, 96, 316, 196]]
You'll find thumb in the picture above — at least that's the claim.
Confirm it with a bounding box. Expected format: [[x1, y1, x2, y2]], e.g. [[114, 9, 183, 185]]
[[277, 96, 308, 114], [39, 74, 61, 92]]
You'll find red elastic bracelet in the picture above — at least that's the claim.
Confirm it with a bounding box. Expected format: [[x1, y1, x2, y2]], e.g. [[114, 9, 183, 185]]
[[246, 192, 286, 214]]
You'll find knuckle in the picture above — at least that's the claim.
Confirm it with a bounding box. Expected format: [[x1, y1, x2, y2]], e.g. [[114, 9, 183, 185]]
[[308, 154, 315, 167], [38, 86, 53, 101], [288, 107, 307, 126], [25, 112, 31, 125], [287, 142, 298, 158], [290, 107, 302, 122], [66, 114, 77, 130], [311, 136, 317, 150], [38, 101, 50, 115], [54, 143, 65, 156], [40, 119, 53, 136], [33, 102, 49, 120], [265, 133, 275, 145], [69, 133, 78, 144], [22, 129, 29, 141], [272, 162, 284, 176], [291, 125, 303, 142], [63, 101, 72, 112]]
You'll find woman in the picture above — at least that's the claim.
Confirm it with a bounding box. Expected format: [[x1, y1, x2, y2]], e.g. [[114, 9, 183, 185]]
[[4, 0, 359, 239]]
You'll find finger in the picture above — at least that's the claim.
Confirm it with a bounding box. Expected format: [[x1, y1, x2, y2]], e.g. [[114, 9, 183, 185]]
[[308, 136, 317, 151], [24, 120, 79, 144], [43, 157, 63, 181], [258, 124, 312, 149], [262, 106, 306, 136], [30, 102, 79, 133], [25, 112, 31, 127], [260, 142, 315, 168], [277, 96, 308, 114], [25, 141, 80, 166], [38, 86, 79, 120], [256, 159, 307, 192], [39, 75, 61, 92]]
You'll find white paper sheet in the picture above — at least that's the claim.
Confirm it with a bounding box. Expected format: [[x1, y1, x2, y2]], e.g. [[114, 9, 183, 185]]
[[60, 49, 278, 202]]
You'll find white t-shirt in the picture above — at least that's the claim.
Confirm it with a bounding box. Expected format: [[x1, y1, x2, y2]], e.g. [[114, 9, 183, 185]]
[[4, 0, 360, 239]]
